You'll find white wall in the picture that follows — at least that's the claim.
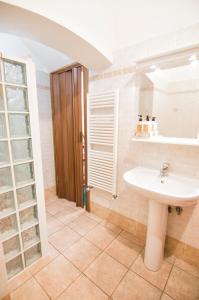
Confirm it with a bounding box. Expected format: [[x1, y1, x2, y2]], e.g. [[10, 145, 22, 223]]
[[36, 71, 55, 189], [89, 24, 199, 249]]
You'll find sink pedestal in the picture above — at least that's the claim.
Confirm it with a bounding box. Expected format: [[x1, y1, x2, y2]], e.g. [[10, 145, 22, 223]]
[[144, 200, 168, 271]]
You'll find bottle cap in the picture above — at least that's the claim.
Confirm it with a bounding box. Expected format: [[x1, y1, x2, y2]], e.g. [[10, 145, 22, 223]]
[[138, 114, 143, 121]]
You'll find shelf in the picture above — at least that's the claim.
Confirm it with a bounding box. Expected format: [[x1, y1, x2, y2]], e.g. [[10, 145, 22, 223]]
[[132, 136, 199, 147]]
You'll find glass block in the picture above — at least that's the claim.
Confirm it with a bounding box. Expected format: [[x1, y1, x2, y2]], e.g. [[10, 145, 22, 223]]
[[0, 84, 4, 110], [14, 162, 34, 186], [11, 139, 32, 162], [24, 243, 41, 267], [6, 255, 23, 279], [0, 113, 7, 138], [22, 225, 40, 250], [0, 214, 18, 240], [0, 167, 12, 192], [6, 86, 28, 112], [3, 59, 26, 85], [0, 141, 10, 166], [3, 235, 21, 261], [19, 206, 38, 230], [0, 191, 15, 217], [9, 114, 30, 137], [17, 184, 36, 209]]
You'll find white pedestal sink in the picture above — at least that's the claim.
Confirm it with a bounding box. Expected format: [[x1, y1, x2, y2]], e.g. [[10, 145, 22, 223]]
[[123, 167, 199, 271]]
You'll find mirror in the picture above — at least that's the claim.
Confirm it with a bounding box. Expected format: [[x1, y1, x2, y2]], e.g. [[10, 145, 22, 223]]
[[137, 50, 199, 139]]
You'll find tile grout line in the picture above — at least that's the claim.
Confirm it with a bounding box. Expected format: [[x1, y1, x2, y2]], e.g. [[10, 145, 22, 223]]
[[12, 199, 195, 300]]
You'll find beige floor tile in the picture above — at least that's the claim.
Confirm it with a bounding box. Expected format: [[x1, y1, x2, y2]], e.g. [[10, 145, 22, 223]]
[[68, 215, 98, 235], [106, 235, 143, 268], [45, 196, 57, 205], [10, 277, 49, 300], [46, 211, 53, 218], [85, 224, 118, 250], [28, 243, 59, 275], [62, 237, 101, 271], [55, 207, 85, 225], [119, 230, 145, 246], [47, 242, 60, 257], [174, 258, 199, 278], [35, 255, 80, 299], [47, 215, 65, 236], [84, 252, 127, 296], [57, 274, 108, 300], [46, 200, 65, 215], [102, 220, 122, 234], [85, 211, 103, 223], [131, 254, 172, 290], [112, 271, 161, 300], [48, 226, 81, 251], [161, 294, 173, 300], [8, 269, 32, 293], [165, 266, 199, 300]]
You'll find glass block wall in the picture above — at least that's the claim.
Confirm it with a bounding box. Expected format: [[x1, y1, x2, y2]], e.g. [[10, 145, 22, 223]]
[[0, 58, 42, 279]]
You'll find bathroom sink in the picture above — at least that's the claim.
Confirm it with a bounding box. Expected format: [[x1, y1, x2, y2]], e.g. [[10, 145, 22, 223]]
[[123, 166, 199, 271], [123, 167, 199, 207]]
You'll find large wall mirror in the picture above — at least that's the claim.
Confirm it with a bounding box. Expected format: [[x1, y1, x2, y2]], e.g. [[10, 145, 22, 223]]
[[136, 47, 199, 140]]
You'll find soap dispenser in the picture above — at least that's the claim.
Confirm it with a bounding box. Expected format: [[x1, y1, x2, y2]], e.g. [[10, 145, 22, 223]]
[[151, 116, 158, 136], [143, 115, 151, 137], [135, 114, 143, 137]]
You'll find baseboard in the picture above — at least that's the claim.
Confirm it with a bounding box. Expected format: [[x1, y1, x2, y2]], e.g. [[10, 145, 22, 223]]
[[90, 201, 199, 268]]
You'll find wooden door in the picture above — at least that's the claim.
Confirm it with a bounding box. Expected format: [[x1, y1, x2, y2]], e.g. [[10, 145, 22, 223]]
[[51, 64, 88, 207]]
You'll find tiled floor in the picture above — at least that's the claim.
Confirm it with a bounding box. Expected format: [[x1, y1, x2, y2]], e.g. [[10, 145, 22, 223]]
[[9, 197, 199, 300]]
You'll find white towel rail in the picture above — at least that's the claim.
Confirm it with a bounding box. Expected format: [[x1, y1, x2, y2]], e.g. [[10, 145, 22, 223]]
[[87, 90, 119, 197]]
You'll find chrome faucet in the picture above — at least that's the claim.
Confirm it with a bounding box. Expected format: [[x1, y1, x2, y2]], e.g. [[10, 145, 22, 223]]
[[160, 162, 169, 177]]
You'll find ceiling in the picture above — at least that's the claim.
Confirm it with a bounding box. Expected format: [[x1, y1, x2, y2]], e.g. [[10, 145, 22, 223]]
[[0, 33, 72, 72], [0, 0, 199, 70], [1, 0, 199, 53]]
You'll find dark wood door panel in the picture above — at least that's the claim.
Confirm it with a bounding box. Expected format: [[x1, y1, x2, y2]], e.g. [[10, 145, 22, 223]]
[[51, 64, 88, 206], [51, 73, 65, 198]]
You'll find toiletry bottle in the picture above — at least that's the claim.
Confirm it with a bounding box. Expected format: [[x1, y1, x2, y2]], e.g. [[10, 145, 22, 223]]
[[135, 114, 143, 137], [142, 115, 150, 137], [151, 116, 158, 136]]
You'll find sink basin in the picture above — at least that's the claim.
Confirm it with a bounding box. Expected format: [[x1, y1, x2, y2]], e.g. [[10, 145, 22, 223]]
[[123, 166, 199, 271], [123, 167, 199, 207]]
